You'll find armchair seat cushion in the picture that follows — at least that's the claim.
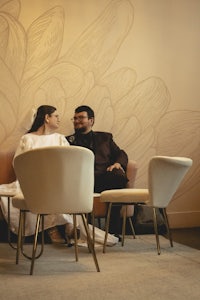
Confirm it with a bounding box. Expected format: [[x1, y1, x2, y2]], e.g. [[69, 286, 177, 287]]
[[101, 188, 149, 204]]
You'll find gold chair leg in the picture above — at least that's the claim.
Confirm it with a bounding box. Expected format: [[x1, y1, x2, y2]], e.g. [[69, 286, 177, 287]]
[[20, 213, 44, 260], [86, 212, 95, 244], [16, 210, 24, 264], [81, 214, 100, 272], [73, 215, 78, 261], [103, 202, 112, 253], [84, 213, 92, 253], [121, 207, 127, 246], [91, 211, 95, 244], [128, 217, 136, 239], [30, 214, 41, 275], [162, 208, 173, 247], [16, 210, 45, 265], [7, 197, 17, 249], [153, 207, 161, 255], [122, 206, 136, 246]]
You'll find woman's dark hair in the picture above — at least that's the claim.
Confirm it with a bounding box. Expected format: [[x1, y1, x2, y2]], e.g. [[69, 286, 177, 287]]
[[27, 105, 56, 133]]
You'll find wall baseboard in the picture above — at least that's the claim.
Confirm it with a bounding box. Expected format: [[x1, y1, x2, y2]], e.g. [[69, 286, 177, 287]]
[[167, 211, 200, 228]]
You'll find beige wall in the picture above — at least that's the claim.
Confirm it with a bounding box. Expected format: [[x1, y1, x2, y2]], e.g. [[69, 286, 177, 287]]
[[0, 0, 200, 227]]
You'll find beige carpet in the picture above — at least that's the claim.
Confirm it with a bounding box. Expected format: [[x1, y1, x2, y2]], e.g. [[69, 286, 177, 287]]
[[0, 235, 200, 300]]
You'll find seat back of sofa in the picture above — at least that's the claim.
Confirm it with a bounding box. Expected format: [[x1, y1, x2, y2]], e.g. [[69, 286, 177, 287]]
[[0, 151, 16, 184]]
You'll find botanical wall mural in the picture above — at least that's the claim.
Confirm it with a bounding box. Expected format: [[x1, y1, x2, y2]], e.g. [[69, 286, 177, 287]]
[[0, 0, 199, 225]]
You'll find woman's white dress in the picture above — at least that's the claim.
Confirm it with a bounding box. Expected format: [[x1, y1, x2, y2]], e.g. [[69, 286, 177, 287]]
[[0, 133, 118, 246]]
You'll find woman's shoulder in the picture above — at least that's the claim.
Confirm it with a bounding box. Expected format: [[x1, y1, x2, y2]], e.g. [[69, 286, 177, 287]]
[[19, 133, 33, 141], [52, 132, 63, 137], [18, 133, 44, 148], [51, 132, 66, 139], [14, 133, 35, 158], [52, 133, 69, 146]]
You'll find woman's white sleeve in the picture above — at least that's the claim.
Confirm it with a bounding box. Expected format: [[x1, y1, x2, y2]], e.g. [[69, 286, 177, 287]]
[[14, 135, 33, 158]]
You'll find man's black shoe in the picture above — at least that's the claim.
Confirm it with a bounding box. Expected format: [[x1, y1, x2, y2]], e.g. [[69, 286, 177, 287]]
[[114, 234, 122, 242]]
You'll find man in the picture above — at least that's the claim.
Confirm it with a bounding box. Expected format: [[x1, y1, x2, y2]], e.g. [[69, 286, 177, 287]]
[[66, 105, 128, 237]]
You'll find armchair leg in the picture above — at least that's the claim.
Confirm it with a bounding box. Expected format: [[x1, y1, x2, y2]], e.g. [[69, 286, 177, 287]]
[[103, 203, 112, 253], [91, 212, 95, 244], [153, 208, 161, 255], [128, 217, 136, 239], [73, 215, 79, 261], [121, 206, 136, 246], [121, 208, 127, 246], [30, 214, 41, 275], [162, 208, 173, 247], [16, 210, 44, 262], [81, 214, 100, 272], [7, 196, 17, 249], [16, 210, 24, 264]]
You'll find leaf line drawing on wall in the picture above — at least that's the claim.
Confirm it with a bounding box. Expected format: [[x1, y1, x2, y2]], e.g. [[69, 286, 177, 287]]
[[0, 0, 199, 204]]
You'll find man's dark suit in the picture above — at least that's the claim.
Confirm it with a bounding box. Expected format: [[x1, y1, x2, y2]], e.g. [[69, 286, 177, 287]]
[[66, 131, 128, 234]]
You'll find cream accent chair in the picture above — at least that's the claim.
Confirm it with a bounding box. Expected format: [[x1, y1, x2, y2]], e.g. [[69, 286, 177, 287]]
[[100, 156, 193, 254], [12, 146, 100, 275]]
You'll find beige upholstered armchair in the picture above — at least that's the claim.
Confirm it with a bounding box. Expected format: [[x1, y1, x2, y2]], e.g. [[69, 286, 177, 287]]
[[100, 156, 193, 254], [12, 146, 100, 275]]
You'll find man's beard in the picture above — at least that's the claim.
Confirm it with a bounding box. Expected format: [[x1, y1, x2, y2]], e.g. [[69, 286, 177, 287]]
[[75, 127, 87, 134]]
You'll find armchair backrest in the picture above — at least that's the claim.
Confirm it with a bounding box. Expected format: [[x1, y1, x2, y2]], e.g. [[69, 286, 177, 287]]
[[13, 146, 94, 214], [148, 156, 193, 208]]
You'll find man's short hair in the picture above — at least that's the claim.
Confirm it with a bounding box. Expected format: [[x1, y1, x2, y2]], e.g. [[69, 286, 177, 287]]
[[75, 105, 94, 119]]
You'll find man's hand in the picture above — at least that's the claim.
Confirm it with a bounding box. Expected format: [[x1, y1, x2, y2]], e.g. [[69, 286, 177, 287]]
[[107, 163, 125, 173]]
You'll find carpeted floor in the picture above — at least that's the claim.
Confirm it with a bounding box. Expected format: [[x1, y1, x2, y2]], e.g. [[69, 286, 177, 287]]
[[0, 235, 200, 300]]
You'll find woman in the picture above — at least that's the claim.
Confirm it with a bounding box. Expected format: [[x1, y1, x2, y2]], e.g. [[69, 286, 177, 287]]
[[1, 105, 74, 244]]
